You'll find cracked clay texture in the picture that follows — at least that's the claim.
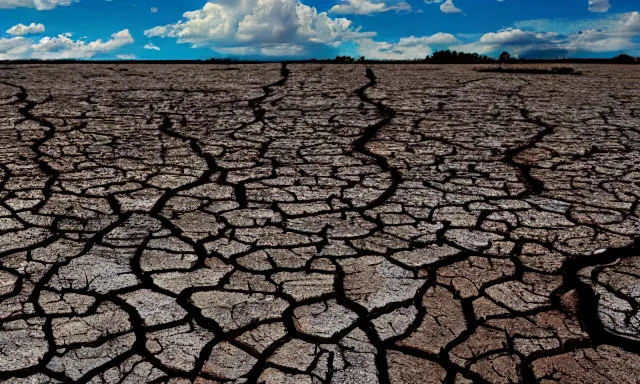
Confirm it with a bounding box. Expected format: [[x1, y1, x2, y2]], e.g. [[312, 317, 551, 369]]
[[0, 63, 640, 383]]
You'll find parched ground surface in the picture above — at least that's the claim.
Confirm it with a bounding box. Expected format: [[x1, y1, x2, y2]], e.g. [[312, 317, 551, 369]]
[[0, 63, 639, 383]]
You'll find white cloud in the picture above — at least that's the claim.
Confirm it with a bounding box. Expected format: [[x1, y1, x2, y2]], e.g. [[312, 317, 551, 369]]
[[214, 43, 306, 56], [117, 54, 136, 59], [330, 0, 411, 15], [440, 0, 461, 14], [426, 0, 502, 11], [0, 0, 78, 10], [557, 12, 640, 52], [479, 28, 555, 45], [144, 42, 160, 50], [450, 13, 640, 57], [6, 23, 45, 36], [0, 29, 134, 60], [357, 32, 459, 59], [144, 0, 375, 55], [400, 32, 460, 45], [452, 28, 561, 55], [514, 12, 640, 38], [150, 6, 158, 13], [563, 30, 634, 52], [0, 36, 32, 58], [588, 0, 611, 13], [619, 11, 640, 33], [358, 38, 430, 59], [234, 0, 301, 44], [260, 43, 305, 56]]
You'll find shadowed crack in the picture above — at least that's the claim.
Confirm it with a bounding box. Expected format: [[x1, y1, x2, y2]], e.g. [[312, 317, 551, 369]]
[[505, 107, 555, 196], [354, 68, 401, 211]]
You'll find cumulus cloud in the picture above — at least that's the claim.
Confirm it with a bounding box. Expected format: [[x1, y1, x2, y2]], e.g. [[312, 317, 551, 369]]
[[400, 33, 460, 45], [588, 0, 611, 13], [619, 11, 640, 33], [6, 23, 45, 36], [330, 0, 411, 15], [424, 0, 461, 14], [440, 0, 461, 13], [0, 0, 78, 10], [452, 28, 563, 55], [557, 13, 640, 52], [0, 37, 32, 58], [480, 28, 556, 46], [357, 32, 459, 59], [144, 0, 375, 56], [358, 38, 430, 59], [0, 29, 134, 60]]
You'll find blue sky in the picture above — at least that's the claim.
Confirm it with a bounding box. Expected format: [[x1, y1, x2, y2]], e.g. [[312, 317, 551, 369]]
[[1, 0, 639, 60]]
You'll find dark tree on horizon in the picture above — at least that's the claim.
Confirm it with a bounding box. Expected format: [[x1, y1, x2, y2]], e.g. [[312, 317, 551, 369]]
[[427, 50, 496, 64]]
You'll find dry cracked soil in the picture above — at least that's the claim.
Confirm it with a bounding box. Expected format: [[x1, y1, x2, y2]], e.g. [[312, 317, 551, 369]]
[[0, 63, 639, 383]]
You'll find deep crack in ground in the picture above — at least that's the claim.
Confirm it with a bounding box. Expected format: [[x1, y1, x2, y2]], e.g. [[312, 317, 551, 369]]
[[0, 63, 640, 383]]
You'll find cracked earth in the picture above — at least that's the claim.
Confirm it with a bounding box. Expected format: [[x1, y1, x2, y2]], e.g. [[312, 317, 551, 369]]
[[0, 63, 639, 383]]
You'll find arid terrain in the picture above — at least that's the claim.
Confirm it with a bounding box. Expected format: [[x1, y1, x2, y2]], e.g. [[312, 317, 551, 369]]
[[0, 63, 639, 383]]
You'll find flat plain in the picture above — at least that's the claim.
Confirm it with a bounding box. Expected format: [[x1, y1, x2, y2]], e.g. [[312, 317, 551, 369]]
[[0, 63, 639, 383]]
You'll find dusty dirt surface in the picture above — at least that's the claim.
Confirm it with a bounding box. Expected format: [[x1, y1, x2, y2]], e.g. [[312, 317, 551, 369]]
[[0, 63, 639, 383]]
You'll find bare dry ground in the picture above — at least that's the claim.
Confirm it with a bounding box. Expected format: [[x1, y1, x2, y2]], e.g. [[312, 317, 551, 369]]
[[0, 63, 639, 383]]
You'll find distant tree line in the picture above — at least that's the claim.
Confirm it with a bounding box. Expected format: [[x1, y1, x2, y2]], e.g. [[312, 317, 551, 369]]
[[426, 50, 498, 64], [318, 51, 640, 64], [331, 55, 366, 64], [203, 57, 235, 63], [322, 52, 497, 64], [424, 50, 638, 64]]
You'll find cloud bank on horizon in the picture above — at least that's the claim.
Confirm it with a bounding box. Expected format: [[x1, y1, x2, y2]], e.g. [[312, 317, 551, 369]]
[[0, 0, 638, 60]]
